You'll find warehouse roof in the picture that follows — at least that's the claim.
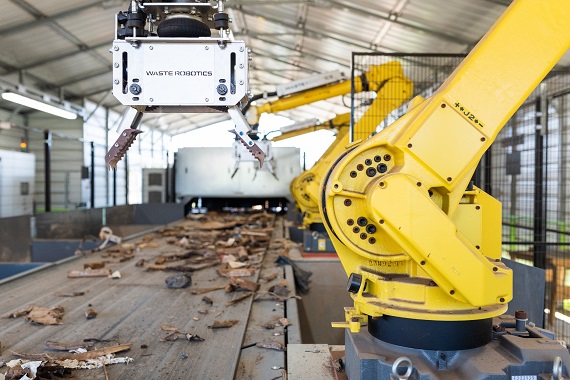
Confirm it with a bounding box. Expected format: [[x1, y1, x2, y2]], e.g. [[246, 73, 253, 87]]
[[0, 0, 567, 135]]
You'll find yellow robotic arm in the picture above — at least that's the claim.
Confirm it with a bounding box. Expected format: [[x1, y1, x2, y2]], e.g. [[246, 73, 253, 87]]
[[291, 61, 413, 227], [321, 0, 570, 350], [247, 64, 403, 126]]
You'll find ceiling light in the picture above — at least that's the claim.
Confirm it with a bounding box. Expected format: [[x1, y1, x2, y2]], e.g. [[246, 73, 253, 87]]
[[2, 92, 78, 120]]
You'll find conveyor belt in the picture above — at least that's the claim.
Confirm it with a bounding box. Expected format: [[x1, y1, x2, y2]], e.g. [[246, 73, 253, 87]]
[[0, 212, 298, 379]]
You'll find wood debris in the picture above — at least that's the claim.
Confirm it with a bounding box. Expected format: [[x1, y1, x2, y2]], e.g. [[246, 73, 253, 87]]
[[261, 273, 279, 283], [208, 320, 239, 329], [27, 306, 64, 325], [161, 325, 179, 332], [54, 291, 85, 297], [217, 264, 255, 278], [227, 277, 260, 292], [191, 285, 225, 295], [67, 268, 111, 278], [84, 262, 105, 270], [226, 292, 252, 306], [85, 307, 97, 319], [7, 305, 64, 325], [256, 341, 285, 351], [45, 341, 94, 351], [12, 343, 132, 361]]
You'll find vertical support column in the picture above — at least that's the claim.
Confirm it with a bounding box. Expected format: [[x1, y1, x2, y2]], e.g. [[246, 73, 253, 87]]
[[533, 96, 547, 269], [44, 130, 52, 212], [90, 141, 95, 209], [165, 151, 170, 203], [112, 165, 117, 206], [172, 152, 177, 203], [125, 153, 129, 204]]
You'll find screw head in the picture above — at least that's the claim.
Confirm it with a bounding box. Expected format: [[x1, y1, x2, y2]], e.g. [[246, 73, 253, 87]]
[[205, 46, 209, 50], [205, 98, 209, 102], [239, 80, 244, 85], [113, 46, 119, 51], [114, 63, 119, 68], [149, 98, 153, 102], [114, 79, 119, 84], [149, 46, 153, 50], [240, 47, 244, 52]]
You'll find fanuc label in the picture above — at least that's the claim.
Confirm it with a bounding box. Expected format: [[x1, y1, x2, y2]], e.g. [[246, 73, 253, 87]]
[[145, 70, 213, 77]]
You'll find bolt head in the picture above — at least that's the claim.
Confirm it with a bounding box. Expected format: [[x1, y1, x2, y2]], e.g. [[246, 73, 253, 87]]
[[149, 46, 153, 50], [114, 63, 119, 68], [205, 46, 209, 50], [114, 79, 119, 84], [239, 47, 244, 52], [113, 46, 119, 51], [205, 98, 209, 102], [239, 80, 244, 85]]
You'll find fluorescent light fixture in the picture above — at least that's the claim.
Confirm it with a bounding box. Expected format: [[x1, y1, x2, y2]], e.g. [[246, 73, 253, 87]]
[[2, 92, 77, 120]]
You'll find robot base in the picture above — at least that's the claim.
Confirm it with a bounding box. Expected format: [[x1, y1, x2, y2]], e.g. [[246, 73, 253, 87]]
[[344, 322, 570, 380]]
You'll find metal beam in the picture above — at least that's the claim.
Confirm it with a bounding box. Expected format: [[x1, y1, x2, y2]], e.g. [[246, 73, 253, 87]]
[[0, 0, 116, 37], [243, 31, 350, 68], [327, 0, 472, 46], [54, 67, 111, 87], [1, 41, 110, 76], [8, 0, 110, 68], [243, 9, 379, 53]]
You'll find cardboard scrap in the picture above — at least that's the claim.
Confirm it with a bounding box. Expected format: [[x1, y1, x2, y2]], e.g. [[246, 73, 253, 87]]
[[256, 341, 285, 351], [7, 305, 64, 325], [217, 264, 255, 278]]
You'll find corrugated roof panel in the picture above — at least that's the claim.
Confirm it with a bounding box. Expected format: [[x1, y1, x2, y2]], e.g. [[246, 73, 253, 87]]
[[28, 52, 108, 86], [56, 4, 121, 46], [0, 1, 35, 29], [0, 26, 76, 67], [403, 0, 505, 44]]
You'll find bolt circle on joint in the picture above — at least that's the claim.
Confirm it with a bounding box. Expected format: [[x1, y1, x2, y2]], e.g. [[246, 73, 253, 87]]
[[365, 159, 372, 166], [374, 155, 382, 162], [384, 154, 391, 161], [366, 168, 377, 177], [350, 171, 357, 178], [352, 226, 360, 233], [344, 199, 352, 207], [368, 237, 376, 244], [357, 164, 364, 171], [360, 233, 367, 240], [377, 163, 388, 173], [366, 224, 376, 234], [357, 217, 368, 226], [347, 219, 354, 226]]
